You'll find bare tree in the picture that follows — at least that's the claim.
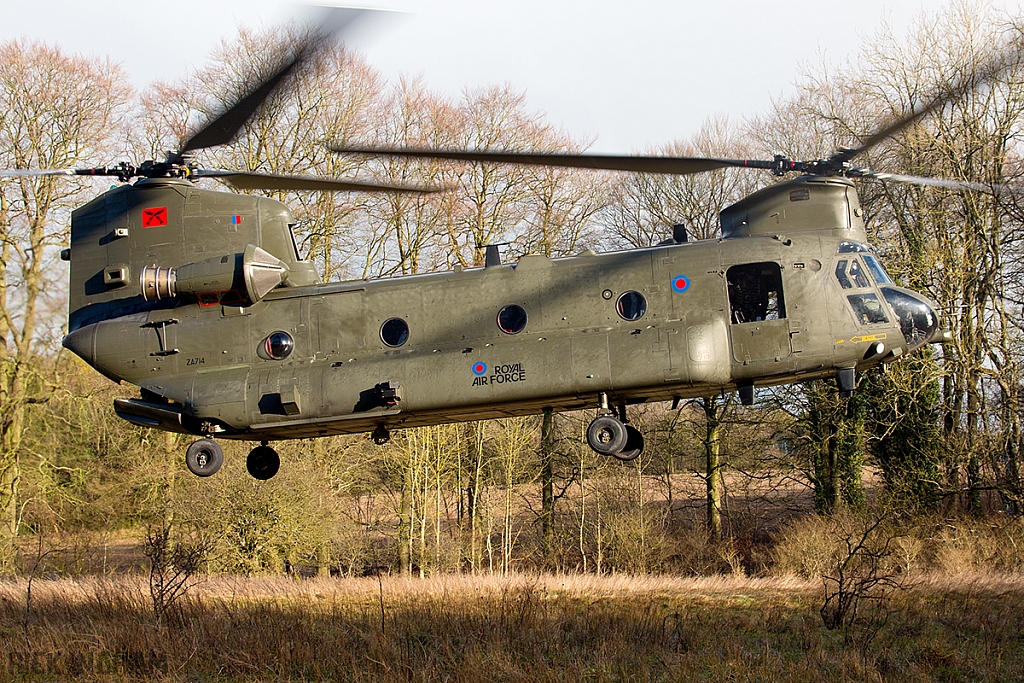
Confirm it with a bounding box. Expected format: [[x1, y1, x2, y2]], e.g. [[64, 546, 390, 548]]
[[0, 41, 130, 570], [750, 1, 1024, 514], [602, 115, 764, 248], [134, 23, 388, 282]]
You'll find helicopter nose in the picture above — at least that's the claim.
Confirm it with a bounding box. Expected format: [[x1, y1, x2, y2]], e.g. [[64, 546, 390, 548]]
[[880, 287, 939, 352], [62, 324, 96, 366]]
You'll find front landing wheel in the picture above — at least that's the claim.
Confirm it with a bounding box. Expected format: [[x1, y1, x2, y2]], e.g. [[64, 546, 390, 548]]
[[185, 439, 223, 477], [247, 445, 280, 480], [372, 425, 391, 445]]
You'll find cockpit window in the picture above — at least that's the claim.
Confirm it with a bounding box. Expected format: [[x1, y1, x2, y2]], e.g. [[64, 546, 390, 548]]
[[838, 241, 870, 253], [882, 287, 937, 347], [862, 255, 892, 285], [727, 262, 786, 324], [835, 259, 870, 289], [836, 260, 851, 289], [848, 293, 889, 325], [287, 223, 302, 261]]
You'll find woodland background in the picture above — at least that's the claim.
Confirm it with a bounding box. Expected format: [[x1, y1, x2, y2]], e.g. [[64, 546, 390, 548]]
[[0, 0, 1023, 581]]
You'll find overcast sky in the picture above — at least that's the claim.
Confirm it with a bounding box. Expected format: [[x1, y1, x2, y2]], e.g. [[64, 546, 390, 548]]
[[2, 0, 1022, 153]]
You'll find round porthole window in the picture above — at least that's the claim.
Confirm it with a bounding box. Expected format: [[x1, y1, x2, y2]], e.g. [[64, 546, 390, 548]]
[[616, 291, 647, 321], [497, 304, 528, 335], [264, 331, 294, 360], [381, 317, 410, 347]]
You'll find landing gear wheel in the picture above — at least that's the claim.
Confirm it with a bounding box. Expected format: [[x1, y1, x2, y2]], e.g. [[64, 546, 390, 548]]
[[246, 445, 280, 480], [586, 415, 628, 456], [613, 425, 645, 461], [185, 439, 223, 477], [372, 425, 391, 445]]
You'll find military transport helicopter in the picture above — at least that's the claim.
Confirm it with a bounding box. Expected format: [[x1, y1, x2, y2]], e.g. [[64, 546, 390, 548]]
[[3, 9, 1011, 481]]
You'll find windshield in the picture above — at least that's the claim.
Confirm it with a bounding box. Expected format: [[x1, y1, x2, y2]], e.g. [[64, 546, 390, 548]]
[[882, 288, 937, 349], [863, 255, 891, 285]]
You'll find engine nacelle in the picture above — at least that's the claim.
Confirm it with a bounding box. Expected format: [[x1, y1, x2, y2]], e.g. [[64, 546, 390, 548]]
[[141, 244, 289, 306]]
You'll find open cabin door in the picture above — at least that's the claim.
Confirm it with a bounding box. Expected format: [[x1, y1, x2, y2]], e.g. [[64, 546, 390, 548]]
[[726, 262, 793, 364]]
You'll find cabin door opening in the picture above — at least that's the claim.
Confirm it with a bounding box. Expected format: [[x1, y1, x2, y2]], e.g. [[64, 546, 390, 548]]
[[727, 262, 793, 364]]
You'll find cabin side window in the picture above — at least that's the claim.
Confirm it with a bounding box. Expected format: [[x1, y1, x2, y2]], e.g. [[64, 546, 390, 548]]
[[727, 262, 786, 324], [381, 317, 410, 347], [497, 305, 528, 334]]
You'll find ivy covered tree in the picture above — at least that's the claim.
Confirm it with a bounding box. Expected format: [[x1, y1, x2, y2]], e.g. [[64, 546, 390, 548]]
[[865, 355, 944, 511], [803, 380, 867, 514]]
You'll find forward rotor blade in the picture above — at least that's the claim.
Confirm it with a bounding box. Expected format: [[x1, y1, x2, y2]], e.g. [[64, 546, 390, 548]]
[[0, 169, 78, 177], [330, 145, 772, 176], [0, 166, 130, 179], [180, 7, 372, 155], [834, 44, 1022, 165], [860, 170, 1024, 195], [196, 170, 447, 193]]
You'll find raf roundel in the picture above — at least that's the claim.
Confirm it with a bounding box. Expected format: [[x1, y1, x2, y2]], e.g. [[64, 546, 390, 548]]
[[671, 275, 691, 293], [472, 361, 488, 376]]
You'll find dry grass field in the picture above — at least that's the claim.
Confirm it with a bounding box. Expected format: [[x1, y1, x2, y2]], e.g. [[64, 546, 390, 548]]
[[1, 572, 1022, 682]]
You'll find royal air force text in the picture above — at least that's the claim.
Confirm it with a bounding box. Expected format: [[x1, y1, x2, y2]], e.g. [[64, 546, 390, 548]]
[[472, 363, 526, 387]]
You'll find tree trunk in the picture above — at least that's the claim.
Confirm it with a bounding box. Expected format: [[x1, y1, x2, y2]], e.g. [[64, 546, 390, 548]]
[[540, 408, 555, 562], [966, 376, 983, 514], [0, 355, 28, 573], [317, 541, 331, 578], [468, 421, 485, 572], [701, 395, 724, 541], [397, 464, 411, 575]]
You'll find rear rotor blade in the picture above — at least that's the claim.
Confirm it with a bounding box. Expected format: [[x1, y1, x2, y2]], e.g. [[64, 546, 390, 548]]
[[833, 44, 1022, 165], [329, 145, 773, 176], [858, 170, 1024, 194], [179, 7, 373, 156], [196, 169, 447, 193]]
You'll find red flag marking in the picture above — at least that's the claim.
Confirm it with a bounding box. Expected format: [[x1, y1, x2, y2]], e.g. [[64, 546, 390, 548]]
[[142, 206, 168, 227]]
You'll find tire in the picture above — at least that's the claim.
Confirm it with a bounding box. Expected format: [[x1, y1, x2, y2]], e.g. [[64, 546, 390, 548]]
[[372, 425, 391, 445], [247, 445, 280, 480], [185, 439, 223, 477], [613, 425, 645, 461], [586, 415, 628, 456]]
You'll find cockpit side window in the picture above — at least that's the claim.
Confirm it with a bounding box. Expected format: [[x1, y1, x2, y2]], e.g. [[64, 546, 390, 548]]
[[836, 260, 852, 289], [727, 262, 786, 324], [848, 293, 889, 325], [835, 258, 869, 289], [848, 259, 869, 288]]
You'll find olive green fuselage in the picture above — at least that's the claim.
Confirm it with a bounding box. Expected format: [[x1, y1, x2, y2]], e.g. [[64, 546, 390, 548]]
[[62, 175, 932, 441]]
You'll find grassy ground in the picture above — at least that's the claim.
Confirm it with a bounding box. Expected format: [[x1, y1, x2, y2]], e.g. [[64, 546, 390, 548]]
[[1, 573, 1022, 681]]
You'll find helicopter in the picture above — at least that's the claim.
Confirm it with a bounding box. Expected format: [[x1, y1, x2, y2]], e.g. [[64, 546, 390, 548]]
[[3, 9, 1007, 481]]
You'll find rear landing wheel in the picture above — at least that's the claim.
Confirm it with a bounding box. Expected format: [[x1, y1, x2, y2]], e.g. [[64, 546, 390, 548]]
[[185, 439, 223, 477], [247, 445, 280, 480], [586, 415, 628, 456], [612, 425, 644, 461]]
